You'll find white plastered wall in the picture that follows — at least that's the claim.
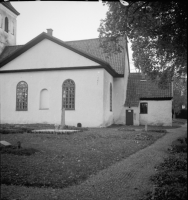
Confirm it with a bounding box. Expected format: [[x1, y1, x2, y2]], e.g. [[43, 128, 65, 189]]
[[139, 100, 172, 126], [113, 78, 125, 124], [0, 69, 104, 127], [103, 70, 113, 127]]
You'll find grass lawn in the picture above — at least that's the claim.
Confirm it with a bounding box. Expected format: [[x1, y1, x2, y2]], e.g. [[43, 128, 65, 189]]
[[1, 125, 168, 189]]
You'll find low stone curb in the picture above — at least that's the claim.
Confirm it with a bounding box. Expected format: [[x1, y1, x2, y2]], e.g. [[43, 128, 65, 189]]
[[31, 129, 81, 134]]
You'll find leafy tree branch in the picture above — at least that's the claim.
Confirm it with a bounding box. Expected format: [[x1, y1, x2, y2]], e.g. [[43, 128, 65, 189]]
[[98, 1, 187, 87]]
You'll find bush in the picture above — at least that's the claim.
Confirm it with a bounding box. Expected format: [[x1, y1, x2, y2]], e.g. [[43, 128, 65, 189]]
[[176, 109, 187, 119]]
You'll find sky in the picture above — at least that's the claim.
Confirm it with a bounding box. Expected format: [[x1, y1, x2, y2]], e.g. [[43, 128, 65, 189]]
[[11, 1, 136, 71]]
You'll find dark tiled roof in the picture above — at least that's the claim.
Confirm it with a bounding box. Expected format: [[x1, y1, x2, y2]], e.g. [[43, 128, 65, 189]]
[[1, 2, 20, 15], [66, 38, 125, 75], [0, 37, 126, 75], [125, 73, 173, 107], [0, 45, 23, 62]]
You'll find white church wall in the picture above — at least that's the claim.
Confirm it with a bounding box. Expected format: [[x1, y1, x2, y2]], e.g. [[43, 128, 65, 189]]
[[113, 78, 126, 124], [0, 68, 104, 127], [133, 107, 140, 125], [0, 39, 100, 71], [103, 70, 113, 127], [139, 100, 172, 126]]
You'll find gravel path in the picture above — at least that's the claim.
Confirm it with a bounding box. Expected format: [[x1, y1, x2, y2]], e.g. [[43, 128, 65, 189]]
[[1, 123, 187, 200]]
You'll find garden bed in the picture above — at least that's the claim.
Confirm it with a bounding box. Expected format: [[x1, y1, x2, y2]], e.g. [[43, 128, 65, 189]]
[[142, 135, 187, 200], [0, 124, 88, 135]]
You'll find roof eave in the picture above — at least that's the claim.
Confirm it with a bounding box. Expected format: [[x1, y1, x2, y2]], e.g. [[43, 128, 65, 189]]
[[140, 97, 173, 100], [1, 2, 20, 16]]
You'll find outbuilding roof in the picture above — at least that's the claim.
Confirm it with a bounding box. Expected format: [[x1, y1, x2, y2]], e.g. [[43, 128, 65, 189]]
[[0, 34, 126, 76], [125, 73, 173, 107]]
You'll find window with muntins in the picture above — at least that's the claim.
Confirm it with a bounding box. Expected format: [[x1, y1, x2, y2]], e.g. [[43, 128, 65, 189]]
[[110, 83, 112, 111], [140, 102, 148, 114], [16, 81, 28, 111], [62, 79, 75, 110], [5, 17, 8, 32]]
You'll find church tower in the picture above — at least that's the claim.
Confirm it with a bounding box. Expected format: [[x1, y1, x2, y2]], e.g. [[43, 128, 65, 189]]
[[0, 2, 20, 54]]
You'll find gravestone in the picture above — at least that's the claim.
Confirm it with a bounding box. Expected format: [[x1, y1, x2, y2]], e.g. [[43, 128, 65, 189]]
[[0, 140, 11, 146]]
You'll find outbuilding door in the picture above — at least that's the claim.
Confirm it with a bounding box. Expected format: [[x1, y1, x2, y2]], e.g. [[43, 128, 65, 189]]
[[126, 109, 133, 125]]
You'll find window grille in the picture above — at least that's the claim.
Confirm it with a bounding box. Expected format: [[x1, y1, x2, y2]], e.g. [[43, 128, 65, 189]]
[[62, 79, 75, 110], [16, 81, 28, 111]]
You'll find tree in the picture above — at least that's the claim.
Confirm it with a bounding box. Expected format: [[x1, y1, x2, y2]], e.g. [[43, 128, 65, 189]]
[[98, 1, 187, 87], [173, 76, 187, 118]]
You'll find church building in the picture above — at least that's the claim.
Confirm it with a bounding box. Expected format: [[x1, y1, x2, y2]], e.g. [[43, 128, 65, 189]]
[[0, 2, 173, 127]]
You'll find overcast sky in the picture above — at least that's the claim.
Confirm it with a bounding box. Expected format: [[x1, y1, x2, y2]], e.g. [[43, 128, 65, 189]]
[[11, 1, 136, 71]]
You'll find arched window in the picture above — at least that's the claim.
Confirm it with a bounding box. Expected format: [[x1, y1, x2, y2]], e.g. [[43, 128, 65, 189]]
[[40, 89, 49, 109], [62, 79, 75, 110], [5, 17, 8, 32], [110, 83, 112, 111], [16, 81, 28, 111]]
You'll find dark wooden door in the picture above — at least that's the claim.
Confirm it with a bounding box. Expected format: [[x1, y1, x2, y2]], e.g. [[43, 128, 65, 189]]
[[126, 110, 133, 125]]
